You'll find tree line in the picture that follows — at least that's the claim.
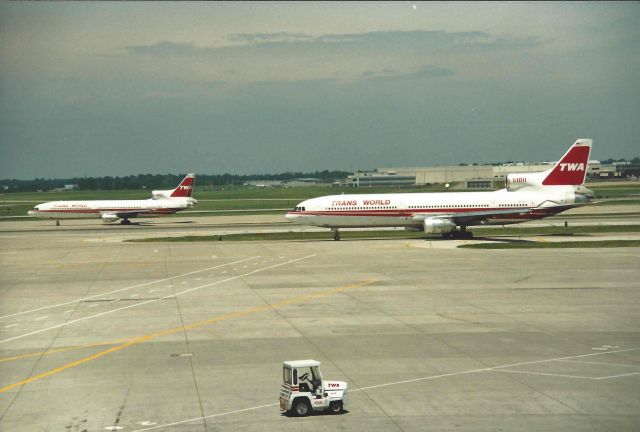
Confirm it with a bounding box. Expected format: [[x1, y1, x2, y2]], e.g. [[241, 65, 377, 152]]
[[1, 171, 352, 193]]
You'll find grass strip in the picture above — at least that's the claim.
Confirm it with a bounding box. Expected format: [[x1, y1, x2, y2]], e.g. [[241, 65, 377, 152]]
[[472, 224, 640, 236], [458, 240, 640, 249]]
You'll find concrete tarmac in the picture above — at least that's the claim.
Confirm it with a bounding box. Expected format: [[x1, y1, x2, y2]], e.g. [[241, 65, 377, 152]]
[[0, 212, 639, 431]]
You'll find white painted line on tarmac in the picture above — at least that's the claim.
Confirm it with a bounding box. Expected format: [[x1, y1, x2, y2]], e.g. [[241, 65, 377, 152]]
[[4, 324, 18, 328], [555, 359, 640, 369], [35, 316, 48, 321], [0, 257, 259, 320], [130, 403, 278, 432], [492, 370, 596, 380], [129, 346, 640, 432], [0, 255, 315, 344], [595, 372, 640, 380]]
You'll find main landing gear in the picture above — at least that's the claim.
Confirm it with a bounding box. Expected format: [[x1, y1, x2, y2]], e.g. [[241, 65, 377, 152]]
[[120, 218, 132, 225], [442, 227, 473, 240], [331, 228, 340, 241]]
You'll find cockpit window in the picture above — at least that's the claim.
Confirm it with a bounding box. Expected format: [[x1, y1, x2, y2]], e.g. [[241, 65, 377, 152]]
[[292, 206, 306, 212]]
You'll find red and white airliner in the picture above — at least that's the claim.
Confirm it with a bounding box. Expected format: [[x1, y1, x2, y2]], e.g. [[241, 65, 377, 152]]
[[28, 174, 197, 225], [286, 139, 593, 240]]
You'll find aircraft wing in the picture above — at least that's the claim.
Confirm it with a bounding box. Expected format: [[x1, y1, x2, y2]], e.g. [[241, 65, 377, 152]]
[[99, 210, 151, 221], [412, 208, 531, 225], [115, 210, 152, 219]]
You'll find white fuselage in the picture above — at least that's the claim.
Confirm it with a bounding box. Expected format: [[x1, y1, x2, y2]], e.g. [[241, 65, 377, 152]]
[[28, 198, 194, 219], [286, 187, 583, 228]]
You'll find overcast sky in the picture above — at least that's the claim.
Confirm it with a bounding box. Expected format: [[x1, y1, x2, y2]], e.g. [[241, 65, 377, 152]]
[[1, 2, 638, 179]]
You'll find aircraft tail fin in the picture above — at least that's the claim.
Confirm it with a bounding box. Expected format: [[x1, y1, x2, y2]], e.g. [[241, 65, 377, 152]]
[[170, 173, 196, 197], [541, 139, 592, 186]]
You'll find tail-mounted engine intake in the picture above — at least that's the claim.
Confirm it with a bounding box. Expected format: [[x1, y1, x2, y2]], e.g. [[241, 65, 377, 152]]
[[152, 190, 172, 200], [423, 218, 456, 234], [505, 173, 544, 191]]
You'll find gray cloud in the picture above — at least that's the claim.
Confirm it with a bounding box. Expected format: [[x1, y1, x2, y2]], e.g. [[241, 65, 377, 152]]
[[126, 29, 546, 57], [361, 65, 455, 81]]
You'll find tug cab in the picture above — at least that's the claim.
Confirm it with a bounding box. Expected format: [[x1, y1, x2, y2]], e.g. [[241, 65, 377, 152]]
[[279, 359, 347, 417]]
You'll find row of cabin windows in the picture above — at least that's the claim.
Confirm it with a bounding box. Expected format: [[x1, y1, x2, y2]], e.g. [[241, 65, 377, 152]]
[[407, 203, 530, 209], [327, 206, 399, 211], [408, 204, 491, 209], [305, 203, 532, 212]]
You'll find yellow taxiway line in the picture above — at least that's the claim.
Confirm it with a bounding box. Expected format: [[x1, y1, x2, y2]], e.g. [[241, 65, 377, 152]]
[[0, 279, 376, 393]]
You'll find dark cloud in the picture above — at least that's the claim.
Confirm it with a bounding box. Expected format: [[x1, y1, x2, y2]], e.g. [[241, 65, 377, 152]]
[[361, 65, 455, 81]]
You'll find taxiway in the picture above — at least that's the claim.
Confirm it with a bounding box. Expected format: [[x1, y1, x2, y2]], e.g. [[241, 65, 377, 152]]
[[0, 208, 639, 431]]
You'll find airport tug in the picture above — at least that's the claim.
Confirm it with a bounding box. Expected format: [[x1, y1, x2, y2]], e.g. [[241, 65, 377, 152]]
[[279, 360, 348, 416]]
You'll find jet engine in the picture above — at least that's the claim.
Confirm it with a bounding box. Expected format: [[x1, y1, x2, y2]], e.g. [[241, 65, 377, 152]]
[[404, 226, 423, 232], [423, 218, 456, 234], [101, 214, 119, 223], [505, 174, 538, 191], [186, 197, 198, 208], [152, 190, 172, 200]]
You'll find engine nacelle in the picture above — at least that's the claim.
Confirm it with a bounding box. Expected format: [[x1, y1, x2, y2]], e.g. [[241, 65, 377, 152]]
[[101, 213, 119, 223], [152, 190, 172, 200], [404, 226, 423, 232], [505, 172, 546, 191], [423, 218, 456, 234]]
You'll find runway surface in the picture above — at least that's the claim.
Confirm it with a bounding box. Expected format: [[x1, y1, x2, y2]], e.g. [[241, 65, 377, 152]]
[[0, 208, 639, 431]]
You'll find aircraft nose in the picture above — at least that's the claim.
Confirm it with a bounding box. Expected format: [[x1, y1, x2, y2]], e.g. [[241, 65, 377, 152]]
[[285, 212, 295, 222]]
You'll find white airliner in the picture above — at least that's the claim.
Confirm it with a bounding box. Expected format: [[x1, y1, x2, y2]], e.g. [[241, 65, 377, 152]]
[[28, 174, 197, 224], [286, 140, 593, 240]]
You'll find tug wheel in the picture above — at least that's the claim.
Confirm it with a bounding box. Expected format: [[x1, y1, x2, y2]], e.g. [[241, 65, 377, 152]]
[[293, 399, 311, 417], [329, 401, 343, 414]]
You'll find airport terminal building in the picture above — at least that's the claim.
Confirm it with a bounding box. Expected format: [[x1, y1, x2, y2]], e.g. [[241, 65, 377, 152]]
[[345, 161, 623, 189]]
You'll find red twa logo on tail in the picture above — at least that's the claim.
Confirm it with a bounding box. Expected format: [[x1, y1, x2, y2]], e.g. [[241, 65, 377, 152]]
[[542, 140, 592, 186], [170, 174, 196, 197]]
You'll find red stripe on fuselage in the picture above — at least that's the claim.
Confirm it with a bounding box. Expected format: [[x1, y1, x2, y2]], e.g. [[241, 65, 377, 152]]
[[288, 207, 515, 216], [287, 205, 571, 221], [33, 208, 181, 215]]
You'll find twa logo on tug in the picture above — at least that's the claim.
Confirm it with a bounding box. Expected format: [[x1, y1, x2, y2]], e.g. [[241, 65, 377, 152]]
[[286, 139, 593, 240]]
